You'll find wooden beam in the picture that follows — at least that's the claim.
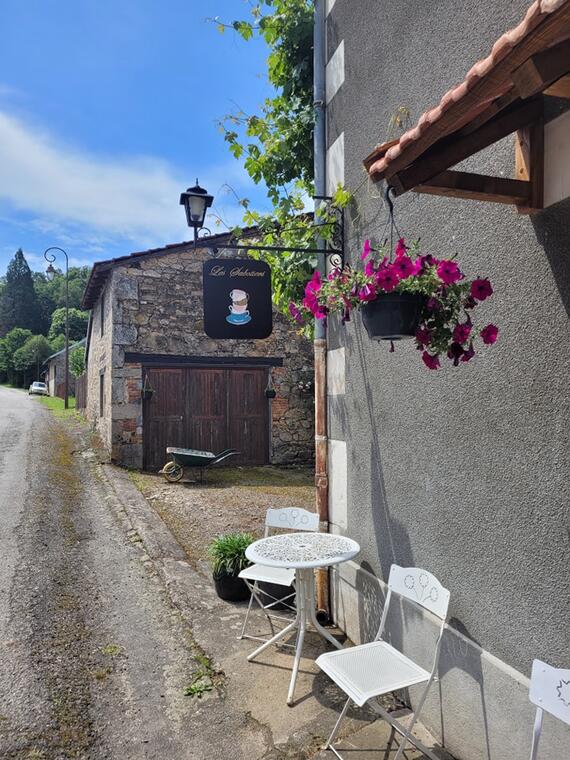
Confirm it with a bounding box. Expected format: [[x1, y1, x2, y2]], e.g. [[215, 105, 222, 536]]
[[511, 38, 570, 98], [514, 112, 544, 214], [413, 170, 531, 205], [368, 2, 570, 180], [363, 138, 399, 173], [389, 97, 543, 195], [544, 73, 570, 98]]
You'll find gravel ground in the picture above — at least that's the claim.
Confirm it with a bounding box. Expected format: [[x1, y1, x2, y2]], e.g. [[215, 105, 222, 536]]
[[128, 466, 316, 565]]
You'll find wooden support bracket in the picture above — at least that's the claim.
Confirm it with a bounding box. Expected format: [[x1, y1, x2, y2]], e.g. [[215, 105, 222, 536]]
[[414, 170, 531, 205], [389, 97, 543, 196], [544, 74, 570, 99], [514, 111, 544, 214], [511, 39, 570, 99]]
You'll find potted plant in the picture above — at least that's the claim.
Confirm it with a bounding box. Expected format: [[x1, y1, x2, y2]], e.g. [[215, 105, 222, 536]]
[[208, 532, 254, 602], [289, 238, 499, 370]]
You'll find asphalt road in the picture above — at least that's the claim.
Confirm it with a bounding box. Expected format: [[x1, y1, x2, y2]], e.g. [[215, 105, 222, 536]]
[[0, 387, 210, 759]]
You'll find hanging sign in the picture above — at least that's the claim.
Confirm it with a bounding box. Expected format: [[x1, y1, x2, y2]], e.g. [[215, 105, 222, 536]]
[[202, 259, 273, 339]]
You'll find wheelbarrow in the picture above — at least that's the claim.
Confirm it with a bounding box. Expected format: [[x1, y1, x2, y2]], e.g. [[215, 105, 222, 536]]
[[159, 447, 239, 483]]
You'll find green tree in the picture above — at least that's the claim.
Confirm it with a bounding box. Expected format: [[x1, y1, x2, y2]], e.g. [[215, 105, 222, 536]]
[[48, 307, 89, 342], [0, 327, 33, 385], [32, 266, 91, 334], [0, 250, 42, 337], [50, 333, 66, 353], [69, 345, 86, 378], [13, 334, 53, 383], [214, 2, 350, 324]]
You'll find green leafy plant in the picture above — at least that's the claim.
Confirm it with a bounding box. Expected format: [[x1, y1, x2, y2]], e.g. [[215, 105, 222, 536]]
[[208, 532, 254, 577], [212, 1, 353, 326], [69, 345, 86, 378]]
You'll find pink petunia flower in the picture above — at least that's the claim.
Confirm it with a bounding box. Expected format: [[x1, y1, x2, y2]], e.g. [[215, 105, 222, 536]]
[[422, 351, 440, 370], [393, 255, 416, 279], [461, 342, 475, 362], [452, 322, 472, 344], [437, 259, 463, 285], [376, 265, 400, 292], [471, 278, 493, 301], [480, 323, 499, 344], [358, 284, 377, 302], [447, 342, 464, 366], [395, 238, 407, 257], [364, 259, 376, 277], [288, 302, 304, 325], [361, 239, 372, 260], [415, 326, 432, 346]]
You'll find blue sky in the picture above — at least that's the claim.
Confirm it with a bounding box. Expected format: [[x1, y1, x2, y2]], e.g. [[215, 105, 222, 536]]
[[0, 0, 273, 275]]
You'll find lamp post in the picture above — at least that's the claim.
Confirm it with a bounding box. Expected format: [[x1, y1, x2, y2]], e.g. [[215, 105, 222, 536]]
[[179, 180, 214, 244], [44, 246, 69, 409]]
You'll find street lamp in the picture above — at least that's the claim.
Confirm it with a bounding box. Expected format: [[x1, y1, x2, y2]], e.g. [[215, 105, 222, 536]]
[[44, 247, 70, 409], [179, 179, 213, 244]]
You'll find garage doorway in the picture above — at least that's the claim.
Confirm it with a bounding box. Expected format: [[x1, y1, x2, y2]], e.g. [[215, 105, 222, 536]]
[[142, 366, 269, 470]]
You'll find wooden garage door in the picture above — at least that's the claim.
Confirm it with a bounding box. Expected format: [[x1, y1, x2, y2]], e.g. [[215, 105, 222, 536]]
[[143, 366, 269, 470]]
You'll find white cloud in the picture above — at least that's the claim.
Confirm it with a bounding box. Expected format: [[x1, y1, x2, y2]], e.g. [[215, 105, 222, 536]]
[[0, 110, 262, 251]]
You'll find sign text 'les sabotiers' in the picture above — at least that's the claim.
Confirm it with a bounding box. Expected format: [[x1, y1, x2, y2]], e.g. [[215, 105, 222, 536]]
[[202, 259, 273, 339]]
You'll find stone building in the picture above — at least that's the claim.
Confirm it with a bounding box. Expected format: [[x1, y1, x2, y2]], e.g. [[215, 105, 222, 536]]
[[81, 233, 314, 469], [44, 339, 85, 398]]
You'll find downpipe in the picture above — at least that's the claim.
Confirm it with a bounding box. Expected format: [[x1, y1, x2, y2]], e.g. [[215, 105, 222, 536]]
[[313, 0, 331, 625]]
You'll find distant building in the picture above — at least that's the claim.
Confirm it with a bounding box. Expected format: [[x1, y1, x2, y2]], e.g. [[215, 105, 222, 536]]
[[44, 339, 86, 398], [80, 232, 315, 470]]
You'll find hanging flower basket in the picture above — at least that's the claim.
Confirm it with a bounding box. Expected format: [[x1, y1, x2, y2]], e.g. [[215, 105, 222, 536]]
[[141, 374, 154, 400], [288, 237, 499, 370], [265, 388, 277, 399], [361, 292, 425, 340]]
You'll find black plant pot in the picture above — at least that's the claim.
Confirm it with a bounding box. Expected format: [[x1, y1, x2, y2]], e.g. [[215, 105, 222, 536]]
[[213, 571, 251, 602], [265, 388, 276, 399], [258, 581, 296, 611], [361, 293, 425, 340]]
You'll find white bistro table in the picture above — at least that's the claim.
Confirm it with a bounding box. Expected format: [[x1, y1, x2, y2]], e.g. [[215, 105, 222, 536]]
[[245, 532, 360, 705]]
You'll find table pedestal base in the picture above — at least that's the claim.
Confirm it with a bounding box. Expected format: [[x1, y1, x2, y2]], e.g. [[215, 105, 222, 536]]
[[247, 568, 342, 705]]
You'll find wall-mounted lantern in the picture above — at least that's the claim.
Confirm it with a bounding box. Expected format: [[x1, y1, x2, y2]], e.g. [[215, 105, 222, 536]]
[[179, 180, 214, 244]]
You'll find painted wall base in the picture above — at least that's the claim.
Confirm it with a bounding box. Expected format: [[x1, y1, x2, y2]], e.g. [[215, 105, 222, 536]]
[[331, 561, 570, 760]]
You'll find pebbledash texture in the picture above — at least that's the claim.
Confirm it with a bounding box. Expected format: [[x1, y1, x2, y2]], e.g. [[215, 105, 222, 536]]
[[81, 236, 314, 469]]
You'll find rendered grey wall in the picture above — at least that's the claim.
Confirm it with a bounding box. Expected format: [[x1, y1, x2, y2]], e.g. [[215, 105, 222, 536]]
[[326, 1, 570, 757]]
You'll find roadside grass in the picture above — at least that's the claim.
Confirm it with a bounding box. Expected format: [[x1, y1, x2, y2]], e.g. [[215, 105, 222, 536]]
[[35, 395, 81, 420], [0, 382, 25, 390]]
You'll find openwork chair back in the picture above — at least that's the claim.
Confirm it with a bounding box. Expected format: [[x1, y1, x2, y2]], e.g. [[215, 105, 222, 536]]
[[376, 565, 450, 667], [264, 507, 319, 536], [528, 659, 570, 760]]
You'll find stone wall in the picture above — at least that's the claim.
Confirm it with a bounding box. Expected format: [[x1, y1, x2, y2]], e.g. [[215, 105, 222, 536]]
[[46, 353, 77, 398], [104, 246, 314, 467], [85, 284, 113, 449]]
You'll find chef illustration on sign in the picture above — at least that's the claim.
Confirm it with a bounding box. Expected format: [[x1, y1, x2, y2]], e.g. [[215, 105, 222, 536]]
[[226, 288, 252, 325]]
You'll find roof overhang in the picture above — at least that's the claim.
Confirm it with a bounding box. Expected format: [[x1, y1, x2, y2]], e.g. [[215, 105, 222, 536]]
[[81, 229, 259, 310], [364, 0, 570, 213]]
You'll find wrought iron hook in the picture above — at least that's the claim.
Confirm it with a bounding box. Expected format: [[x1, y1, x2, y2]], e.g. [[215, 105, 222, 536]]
[[385, 185, 396, 221]]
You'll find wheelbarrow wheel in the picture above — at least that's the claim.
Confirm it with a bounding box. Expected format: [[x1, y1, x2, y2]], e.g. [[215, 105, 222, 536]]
[[162, 461, 184, 483]]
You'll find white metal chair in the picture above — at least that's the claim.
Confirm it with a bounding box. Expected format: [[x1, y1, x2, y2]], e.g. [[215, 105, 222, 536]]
[[528, 658, 570, 760], [238, 507, 319, 642], [317, 564, 450, 760]]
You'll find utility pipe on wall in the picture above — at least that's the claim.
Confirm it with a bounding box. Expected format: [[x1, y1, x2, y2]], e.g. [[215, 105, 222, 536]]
[[313, 0, 330, 620]]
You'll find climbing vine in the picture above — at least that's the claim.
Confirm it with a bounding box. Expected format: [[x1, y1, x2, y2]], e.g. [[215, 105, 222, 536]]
[[212, 1, 350, 327]]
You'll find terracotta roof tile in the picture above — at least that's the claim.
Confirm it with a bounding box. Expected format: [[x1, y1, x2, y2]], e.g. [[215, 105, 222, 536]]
[[368, 0, 570, 180]]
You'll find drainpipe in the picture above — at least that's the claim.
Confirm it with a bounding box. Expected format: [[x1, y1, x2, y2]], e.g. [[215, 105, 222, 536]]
[[313, 0, 330, 622]]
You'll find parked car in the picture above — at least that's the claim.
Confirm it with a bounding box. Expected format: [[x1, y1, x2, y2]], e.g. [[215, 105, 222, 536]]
[[28, 381, 48, 396]]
